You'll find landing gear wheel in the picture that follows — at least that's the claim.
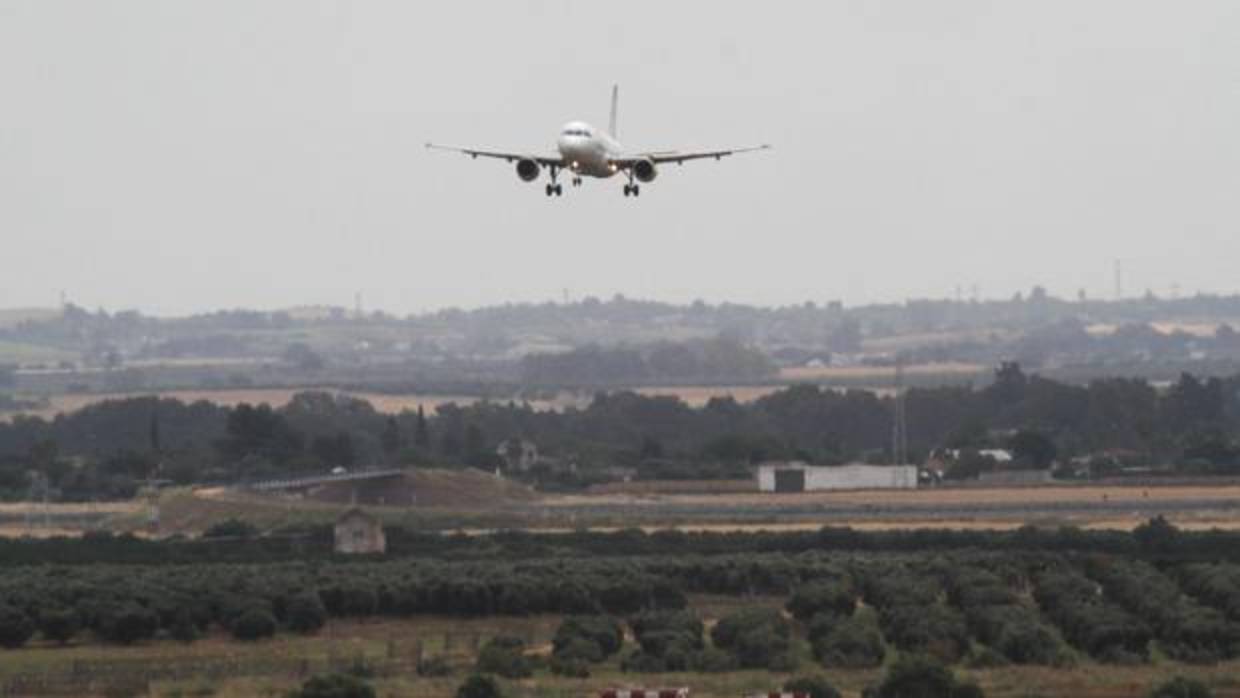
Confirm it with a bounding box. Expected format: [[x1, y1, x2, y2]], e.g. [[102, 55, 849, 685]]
[[545, 184, 553, 197], [572, 177, 582, 187], [623, 185, 631, 197], [632, 185, 640, 197], [554, 184, 563, 196]]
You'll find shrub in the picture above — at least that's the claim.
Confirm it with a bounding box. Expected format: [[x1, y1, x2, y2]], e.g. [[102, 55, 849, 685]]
[[417, 655, 453, 677], [863, 655, 984, 698], [474, 637, 532, 679], [712, 606, 794, 670], [711, 607, 789, 649], [553, 615, 624, 658], [99, 603, 159, 645], [549, 655, 590, 678], [231, 609, 277, 641], [554, 637, 604, 664], [688, 647, 737, 673], [38, 607, 80, 645], [169, 610, 201, 643], [0, 604, 34, 649], [289, 673, 376, 698], [784, 675, 842, 698], [286, 592, 328, 634], [813, 615, 885, 668], [1148, 677, 1213, 698], [787, 581, 856, 621], [456, 673, 503, 698], [202, 518, 259, 539]]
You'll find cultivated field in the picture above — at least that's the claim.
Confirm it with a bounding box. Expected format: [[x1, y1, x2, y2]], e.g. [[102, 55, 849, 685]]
[[3, 601, 1239, 698]]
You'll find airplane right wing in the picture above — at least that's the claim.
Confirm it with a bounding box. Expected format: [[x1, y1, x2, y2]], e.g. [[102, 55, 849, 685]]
[[617, 144, 772, 166]]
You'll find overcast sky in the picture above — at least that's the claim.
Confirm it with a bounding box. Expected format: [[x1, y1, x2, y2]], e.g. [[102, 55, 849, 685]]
[[2, 2, 1237, 316]]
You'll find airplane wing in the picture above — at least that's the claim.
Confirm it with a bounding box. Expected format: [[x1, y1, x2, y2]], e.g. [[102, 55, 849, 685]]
[[425, 143, 564, 166], [615, 144, 772, 166]]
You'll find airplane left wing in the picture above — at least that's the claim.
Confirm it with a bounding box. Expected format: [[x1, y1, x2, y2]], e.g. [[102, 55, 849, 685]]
[[425, 143, 563, 167], [615, 144, 772, 166]]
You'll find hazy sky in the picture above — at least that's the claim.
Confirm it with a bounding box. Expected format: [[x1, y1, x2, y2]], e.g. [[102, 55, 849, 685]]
[[2, 2, 1238, 315]]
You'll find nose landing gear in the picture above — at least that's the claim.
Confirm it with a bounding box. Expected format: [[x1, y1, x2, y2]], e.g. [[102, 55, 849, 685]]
[[623, 184, 640, 197]]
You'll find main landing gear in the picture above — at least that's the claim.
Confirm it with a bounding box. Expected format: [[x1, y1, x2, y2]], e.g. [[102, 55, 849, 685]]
[[545, 166, 563, 197]]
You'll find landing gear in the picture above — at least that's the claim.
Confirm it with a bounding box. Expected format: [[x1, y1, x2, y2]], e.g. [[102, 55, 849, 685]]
[[572, 176, 583, 187], [623, 169, 640, 197], [545, 167, 564, 197]]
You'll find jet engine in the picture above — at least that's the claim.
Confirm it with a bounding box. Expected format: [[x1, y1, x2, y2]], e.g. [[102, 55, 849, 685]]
[[633, 158, 658, 183], [515, 158, 540, 182]]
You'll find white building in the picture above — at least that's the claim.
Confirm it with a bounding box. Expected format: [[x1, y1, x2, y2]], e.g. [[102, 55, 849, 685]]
[[757, 462, 918, 493]]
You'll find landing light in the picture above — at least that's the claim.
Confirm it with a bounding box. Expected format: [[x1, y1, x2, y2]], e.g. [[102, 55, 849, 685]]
[[572, 161, 579, 170], [609, 163, 617, 172]]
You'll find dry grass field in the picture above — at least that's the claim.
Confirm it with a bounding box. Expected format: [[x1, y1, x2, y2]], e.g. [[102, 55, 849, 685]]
[[779, 361, 987, 383]]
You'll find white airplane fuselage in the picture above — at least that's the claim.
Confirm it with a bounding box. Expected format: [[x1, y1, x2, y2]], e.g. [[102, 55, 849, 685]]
[[557, 121, 622, 178]]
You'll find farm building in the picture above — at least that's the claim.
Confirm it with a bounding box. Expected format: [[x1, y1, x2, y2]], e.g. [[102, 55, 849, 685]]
[[333, 508, 386, 554], [757, 462, 918, 492]]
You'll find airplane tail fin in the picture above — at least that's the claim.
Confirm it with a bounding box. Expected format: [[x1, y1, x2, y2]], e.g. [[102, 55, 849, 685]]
[[608, 84, 619, 138]]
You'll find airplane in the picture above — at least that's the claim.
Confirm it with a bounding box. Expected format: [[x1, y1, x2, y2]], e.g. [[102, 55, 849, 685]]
[[426, 86, 770, 198]]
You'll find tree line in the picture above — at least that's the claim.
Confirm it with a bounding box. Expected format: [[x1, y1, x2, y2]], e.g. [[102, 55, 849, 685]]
[[4, 364, 1240, 499]]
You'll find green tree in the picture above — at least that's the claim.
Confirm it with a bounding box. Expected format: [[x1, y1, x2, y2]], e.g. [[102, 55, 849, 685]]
[[285, 592, 328, 634], [99, 603, 159, 645], [38, 607, 80, 645], [0, 604, 35, 649], [864, 655, 984, 698], [231, 608, 277, 641]]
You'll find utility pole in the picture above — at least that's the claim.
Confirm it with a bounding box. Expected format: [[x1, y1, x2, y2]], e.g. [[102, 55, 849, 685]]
[[892, 359, 908, 466]]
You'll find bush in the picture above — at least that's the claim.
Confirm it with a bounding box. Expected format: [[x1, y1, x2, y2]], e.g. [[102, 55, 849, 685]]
[[0, 604, 34, 649], [712, 606, 794, 670], [38, 607, 80, 645], [417, 655, 453, 677], [812, 615, 885, 668], [549, 655, 590, 678], [688, 647, 737, 673], [787, 581, 856, 621], [231, 608, 277, 641], [99, 603, 159, 645], [863, 655, 984, 698], [785, 675, 843, 698], [289, 673, 376, 698], [474, 637, 532, 679], [286, 592, 328, 634], [553, 615, 624, 658], [554, 637, 604, 663], [202, 518, 259, 539], [169, 610, 201, 643], [711, 607, 789, 649], [456, 674, 503, 698], [1148, 677, 1213, 698]]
